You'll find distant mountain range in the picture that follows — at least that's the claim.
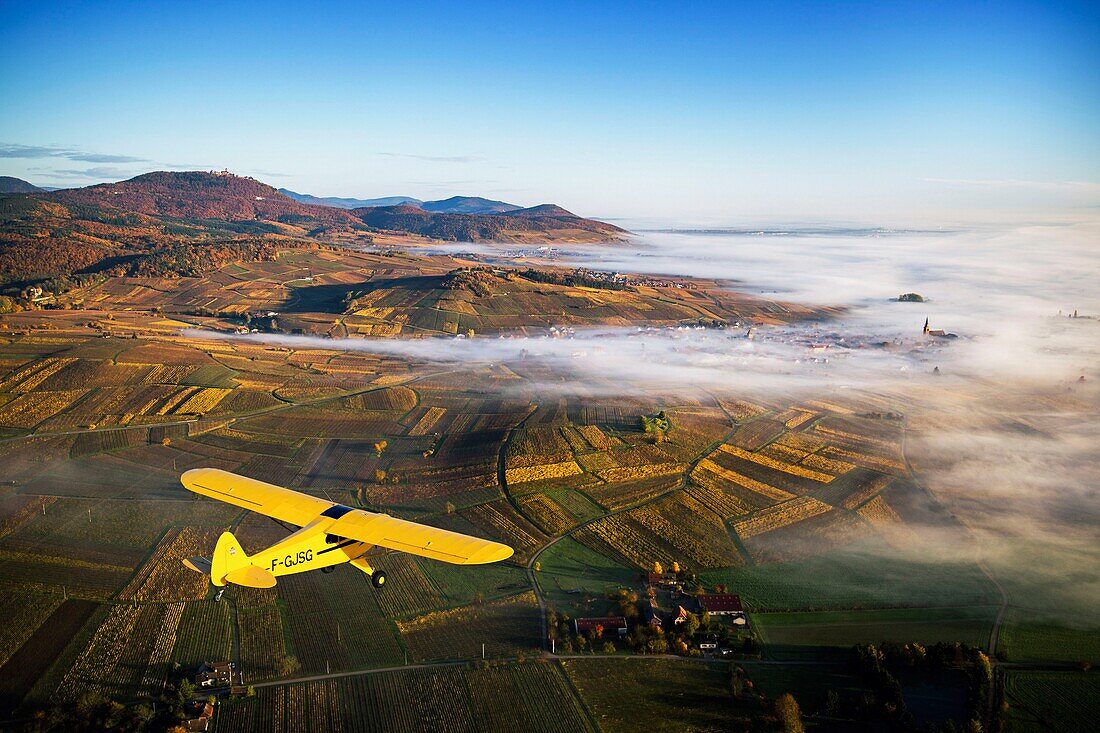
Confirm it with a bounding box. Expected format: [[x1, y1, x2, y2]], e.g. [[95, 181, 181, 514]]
[[0, 170, 626, 286], [278, 190, 422, 209], [280, 189, 523, 215]]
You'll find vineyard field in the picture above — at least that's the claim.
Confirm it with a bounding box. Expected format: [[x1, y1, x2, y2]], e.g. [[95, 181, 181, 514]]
[[397, 591, 540, 661], [0, 599, 99, 711], [235, 587, 291, 682], [373, 552, 447, 619], [278, 569, 405, 674], [171, 601, 234, 672], [216, 661, 595, 733], [0, 587, 64, 667]]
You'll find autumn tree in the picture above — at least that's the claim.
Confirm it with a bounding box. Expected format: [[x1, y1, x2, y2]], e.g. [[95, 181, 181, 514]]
[[374, 439, 388, 456], [730, 664, 746, 699], [774, 694, 804, 733], [279, 655, 301, 678], [653, 560, 664, 575], [682, 611, 700, 637]]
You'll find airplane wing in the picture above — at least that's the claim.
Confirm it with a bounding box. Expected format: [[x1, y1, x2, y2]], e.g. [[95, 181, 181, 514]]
[[181, 468, 514, 564], [327, 510, 514, 565], [181, 467, 334, 527]]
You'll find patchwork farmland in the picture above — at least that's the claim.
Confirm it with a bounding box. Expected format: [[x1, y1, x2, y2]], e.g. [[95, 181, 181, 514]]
[[0, 247, 1087, 731]]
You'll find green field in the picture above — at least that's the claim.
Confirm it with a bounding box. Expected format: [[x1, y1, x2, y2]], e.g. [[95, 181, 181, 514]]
[[998, 608, 1100, 664], [560, 658, 757, 732], [417, 554, 530, 606], [755, 606, 998, 654], [1004, 670, 1100, 733], [699, 541, 1000, 612], [535, 536, 636, 614], [742, 662, 872, 710]]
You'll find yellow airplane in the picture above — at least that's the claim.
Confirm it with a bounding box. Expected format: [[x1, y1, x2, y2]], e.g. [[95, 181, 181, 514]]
[[180, 468, 513, 589]]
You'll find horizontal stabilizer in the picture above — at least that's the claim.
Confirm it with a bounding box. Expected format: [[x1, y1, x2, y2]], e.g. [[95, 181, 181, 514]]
[[224, 565, 277, 589], [183, 556, 212, 575]]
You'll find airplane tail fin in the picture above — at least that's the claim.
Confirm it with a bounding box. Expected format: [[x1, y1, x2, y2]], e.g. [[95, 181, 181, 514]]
[[210, 531, 252, 587]]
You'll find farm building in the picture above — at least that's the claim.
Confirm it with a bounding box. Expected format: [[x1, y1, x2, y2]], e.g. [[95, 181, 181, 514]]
[[184, 701, 215, 731], [642, 600, 663, 628], [575, 616, 628, 636], [195, 661, 233, 687], [673, 606, 692, 625], [646, 571, 680, 587], [698, 594, 748, 625]]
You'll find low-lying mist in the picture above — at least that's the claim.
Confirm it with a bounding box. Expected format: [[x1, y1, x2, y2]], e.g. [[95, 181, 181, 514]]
[[193, 219, 1100, 620]]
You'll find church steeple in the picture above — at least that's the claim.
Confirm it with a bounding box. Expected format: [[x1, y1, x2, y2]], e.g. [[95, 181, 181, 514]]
[[923, 317, 930, 335]]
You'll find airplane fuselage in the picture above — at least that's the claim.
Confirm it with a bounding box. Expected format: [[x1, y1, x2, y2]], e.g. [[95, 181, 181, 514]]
[[252, 517, 370, 577]]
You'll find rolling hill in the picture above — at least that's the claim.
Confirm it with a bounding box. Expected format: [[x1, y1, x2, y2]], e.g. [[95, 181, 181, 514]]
[[0, 176, 43, 194], [39, 172, 621, 241], [421, 196, 521, 214], [353, 203, 626, 243], [47, 171, 353, 223], [0, 171, 626, 287]]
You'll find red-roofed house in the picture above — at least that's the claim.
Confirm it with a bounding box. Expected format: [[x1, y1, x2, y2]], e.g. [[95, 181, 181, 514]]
[[699, 594, 747, 624], [575, 616, 628, 636]]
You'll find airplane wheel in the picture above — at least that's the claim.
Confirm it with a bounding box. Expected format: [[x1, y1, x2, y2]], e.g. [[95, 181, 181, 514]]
[[321, 565, 335, 574], [371, 570, 386, 588]]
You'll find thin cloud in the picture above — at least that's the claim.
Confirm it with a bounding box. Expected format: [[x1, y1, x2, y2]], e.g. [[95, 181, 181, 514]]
[[67, 153, 147, 163], [0, 142, 147, 164], [51, 166, 139, 179], [379, 152, 486, 164], [0, 144, 71, 158], [242, 168, 293, 179], [925, 177, 1100, 192]]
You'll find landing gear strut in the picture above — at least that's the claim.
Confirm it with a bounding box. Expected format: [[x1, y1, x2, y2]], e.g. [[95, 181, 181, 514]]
[[370, 569, 386, 588]]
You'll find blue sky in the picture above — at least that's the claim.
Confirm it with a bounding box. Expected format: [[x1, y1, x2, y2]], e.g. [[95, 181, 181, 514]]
[[1, 1, 1097, 222]]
